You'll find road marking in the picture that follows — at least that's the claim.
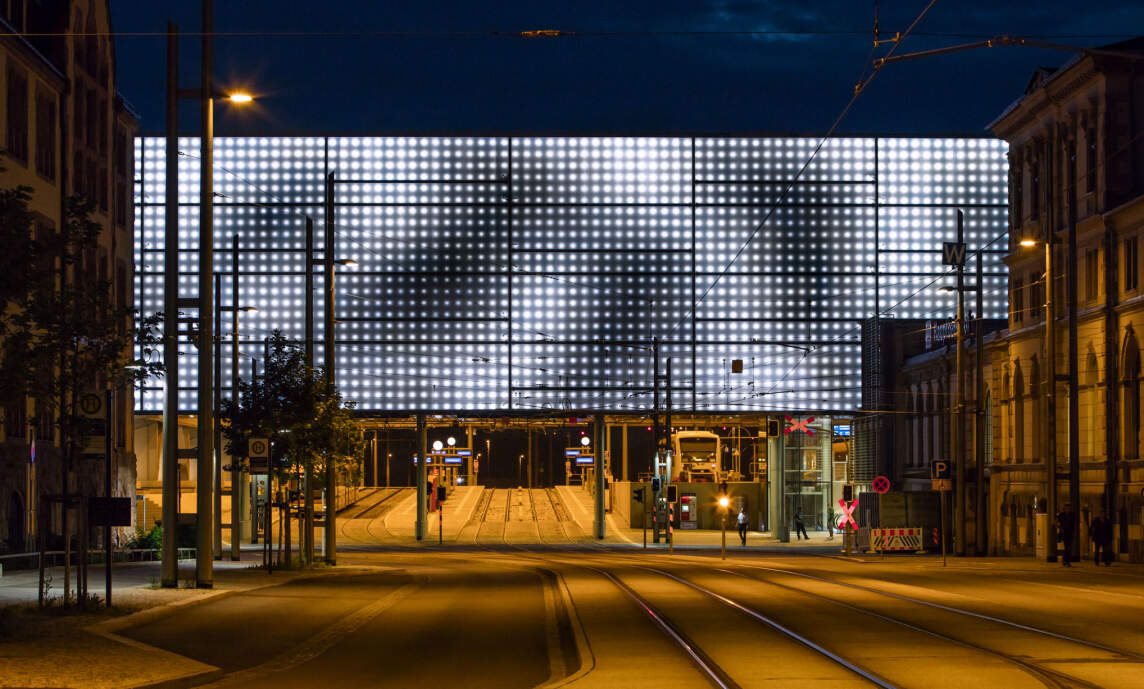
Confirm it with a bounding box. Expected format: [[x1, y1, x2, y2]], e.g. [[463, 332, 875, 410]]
[[195, 580, 421, 688]]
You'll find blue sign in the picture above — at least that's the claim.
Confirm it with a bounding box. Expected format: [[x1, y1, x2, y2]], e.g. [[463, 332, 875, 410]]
[[443, 456, 463, 465], [833, 424, 851, 437], [565, 449, 581, 457], [575, 456, 594, 465], [457, 449, 472, 456], [932, 460, 951, 480]]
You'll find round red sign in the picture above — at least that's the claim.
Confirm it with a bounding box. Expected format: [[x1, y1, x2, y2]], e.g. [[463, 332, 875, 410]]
[[872, 476, 891, 494]]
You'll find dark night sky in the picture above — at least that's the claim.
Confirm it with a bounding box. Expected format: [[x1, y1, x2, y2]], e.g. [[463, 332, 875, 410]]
[[110, 1, 1142, 136]]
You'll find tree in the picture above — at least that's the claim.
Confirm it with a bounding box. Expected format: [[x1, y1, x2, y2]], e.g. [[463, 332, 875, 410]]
[[220, 331, 364, 566], [1, 188, 163, 605]]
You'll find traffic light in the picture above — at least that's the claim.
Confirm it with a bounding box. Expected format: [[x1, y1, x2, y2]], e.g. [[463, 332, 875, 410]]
[[666, 485, 677, 503], [843, 484, 854, 502], [633, 488, 644, 503], [651, 477, 661, 493], [436, 485, 447, 503]]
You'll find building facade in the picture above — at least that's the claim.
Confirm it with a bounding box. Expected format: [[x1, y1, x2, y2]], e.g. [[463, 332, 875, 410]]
[[872, 38, 1144, 561], [0, 0, 138, 554]]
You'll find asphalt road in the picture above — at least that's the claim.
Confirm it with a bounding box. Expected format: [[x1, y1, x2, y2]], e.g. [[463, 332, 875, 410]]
[[117, 544, 1144, 689]]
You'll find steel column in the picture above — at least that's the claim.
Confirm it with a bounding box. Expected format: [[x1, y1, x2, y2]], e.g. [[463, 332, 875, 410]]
[[594, 413, 606, 539], [230, 234, 243, 561]]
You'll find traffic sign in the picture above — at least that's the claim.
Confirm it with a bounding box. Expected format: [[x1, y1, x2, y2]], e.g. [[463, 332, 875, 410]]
[[80, 393, 102, 415], [872, 475, 891, 494], [784, 415, 816, 435], [942, 241, 966, 266], [932, 479, 953, 491], [931, 460, 951, 480], [248, 437, 270, 474], [837, 499, 858, 530]]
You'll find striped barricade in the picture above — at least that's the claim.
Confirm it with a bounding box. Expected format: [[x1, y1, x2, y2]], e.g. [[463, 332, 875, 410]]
[[867, 527, 927, 554]]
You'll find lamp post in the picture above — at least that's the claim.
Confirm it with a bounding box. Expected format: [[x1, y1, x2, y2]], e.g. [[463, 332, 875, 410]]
[[161, 5, 253, 588]]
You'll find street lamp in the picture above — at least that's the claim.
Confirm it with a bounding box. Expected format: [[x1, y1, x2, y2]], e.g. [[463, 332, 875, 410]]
[[718, 495, 730, 560], [161, 10, 255, 589]]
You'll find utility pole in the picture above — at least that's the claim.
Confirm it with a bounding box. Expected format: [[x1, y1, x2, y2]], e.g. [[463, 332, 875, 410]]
[[416, 415, 427, 540], [1044, 138, 1059, 563], [594, 413, 606, 539], [213, 272, 222, 560], [196, 0, 216, 588], [953, 211, 966, 557], [230, 234, 243, 561], [160, 22, 180, 589], [975, 248, 986, 555], [323, 172, 336, 564], [303, 217, 315, 564], [1066, 141, 1080, 563]]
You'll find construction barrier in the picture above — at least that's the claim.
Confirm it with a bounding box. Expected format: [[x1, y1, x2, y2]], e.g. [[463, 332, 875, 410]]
[[867, 527, 927, 553]]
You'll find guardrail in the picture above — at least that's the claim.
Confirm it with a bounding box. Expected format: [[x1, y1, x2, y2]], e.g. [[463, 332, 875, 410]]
[[0, 547, 197, 576]]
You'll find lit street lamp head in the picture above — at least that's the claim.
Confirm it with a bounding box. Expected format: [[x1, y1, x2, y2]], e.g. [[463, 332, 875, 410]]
[[718, 496, 730, 509], [227, 92, 253, 104], [1019, 238, 1037, 247]]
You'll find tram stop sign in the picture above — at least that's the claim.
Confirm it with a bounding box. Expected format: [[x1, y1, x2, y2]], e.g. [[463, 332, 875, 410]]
[[872, 475, 891, 494]]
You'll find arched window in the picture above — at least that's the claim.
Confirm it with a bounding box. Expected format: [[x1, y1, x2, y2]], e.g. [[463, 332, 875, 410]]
[[1030, 356, 1042, 462], [1084, 345, 1099, 460], [1122, 331, 1140, 460], [1001, 368, 1011, 463], [984, 389, 994, 465], [1014, 362, 1025, 463]]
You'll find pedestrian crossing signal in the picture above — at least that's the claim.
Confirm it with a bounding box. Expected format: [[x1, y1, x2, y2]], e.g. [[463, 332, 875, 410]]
[[667, 485, 677, 503]]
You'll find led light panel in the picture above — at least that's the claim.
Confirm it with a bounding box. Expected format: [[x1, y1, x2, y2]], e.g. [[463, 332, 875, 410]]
[[134, 136, 1009, 413]]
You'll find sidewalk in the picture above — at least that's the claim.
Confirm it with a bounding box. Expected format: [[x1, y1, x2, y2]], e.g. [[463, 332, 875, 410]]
[[0, 554, 347, 689]]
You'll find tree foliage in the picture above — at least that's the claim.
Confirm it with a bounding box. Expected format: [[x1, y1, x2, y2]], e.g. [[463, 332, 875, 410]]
[[220, 331, 364, 485], [0, 185, 163, 466]]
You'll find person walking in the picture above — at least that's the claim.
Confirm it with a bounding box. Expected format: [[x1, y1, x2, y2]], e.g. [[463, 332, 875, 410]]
[[794, 512, 810, 540], [737, 509, 748, 546], [1090, 514, 1114, 566], [1056, 504, 1077, 567]]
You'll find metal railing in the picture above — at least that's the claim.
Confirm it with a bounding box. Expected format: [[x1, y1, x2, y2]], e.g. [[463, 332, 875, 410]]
[[0, 547, 197, 575]]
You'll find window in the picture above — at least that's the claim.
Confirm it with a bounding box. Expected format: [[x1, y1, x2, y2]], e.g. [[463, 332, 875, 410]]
[[98, 98, 107, 155], [6, 66, 29, 163], [4, 398, 25, 438], [34, 398, 52, 441], [1086, 127, 1097, 193], [34, 91, 56, 180], [1012, 277, 1024, 324], [73, 152, 84, 197], [98, 166, 107, 211], [1125, 236, 1138, 292], [1085, 248, 1099, 301], [1030, 164, 1040, 219]]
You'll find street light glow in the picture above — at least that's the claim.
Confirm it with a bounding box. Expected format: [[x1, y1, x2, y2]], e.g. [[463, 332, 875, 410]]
[[1019, 238, 1037, 247], [718, 496, 730, 508], [227, 92, 253, 104]]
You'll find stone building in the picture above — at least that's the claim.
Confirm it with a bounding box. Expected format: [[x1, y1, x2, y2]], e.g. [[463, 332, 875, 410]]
[[989, 37, 1144, 560], [0, 0, 138, 554], [876, 38, 1144, 561]]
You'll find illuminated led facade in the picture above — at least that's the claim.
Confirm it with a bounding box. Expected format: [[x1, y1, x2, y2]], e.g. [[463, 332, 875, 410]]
[[134, 136, 1008, 414]]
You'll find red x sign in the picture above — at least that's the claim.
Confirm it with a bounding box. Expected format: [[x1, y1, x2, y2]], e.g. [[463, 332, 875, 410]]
[[784, 415, 815, 435], [837, 499, 858, 530]]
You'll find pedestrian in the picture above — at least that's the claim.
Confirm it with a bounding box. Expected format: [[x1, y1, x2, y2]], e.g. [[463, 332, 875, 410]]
[[737, 509, 748, 546], [1056, 504, 1077, 567], [794, 512, 810, 540], [1090, 514, 1114, 566]]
